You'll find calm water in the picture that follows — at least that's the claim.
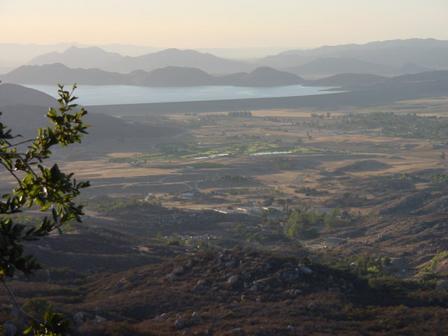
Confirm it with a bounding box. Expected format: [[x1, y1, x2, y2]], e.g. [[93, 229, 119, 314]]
[[26, 85, 334, 106]]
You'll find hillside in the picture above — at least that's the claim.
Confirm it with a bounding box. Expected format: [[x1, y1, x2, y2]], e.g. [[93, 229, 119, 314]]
[[391, 70, 448, 83], [0, 84, 185, 156], [305, 73, 387, 89], [219, 67, 303, 86], [2, 63, 124, 85], [287, 57, 394, 78], [0, 82, 55, 106], [306, 70, 448, 90], [133, 66, 215, 86], [8, 245, 447, 335]]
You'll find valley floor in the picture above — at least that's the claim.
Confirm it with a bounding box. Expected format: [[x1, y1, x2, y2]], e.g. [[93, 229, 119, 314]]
[[2, 97, 448, 335]]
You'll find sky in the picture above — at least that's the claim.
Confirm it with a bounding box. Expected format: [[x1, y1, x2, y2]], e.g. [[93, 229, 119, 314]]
[[1, 0, 448, 49]]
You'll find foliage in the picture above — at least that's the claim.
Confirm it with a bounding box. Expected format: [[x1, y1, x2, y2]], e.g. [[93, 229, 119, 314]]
[[431, 174, 448, 185], [418, 250, 448, 277], [324, 254, 393, 280], [283, 208, 345, 239], [23, 309, 70, 336], [323, 208, 342, 229], [0, 85, 89, 334], [0, 85, 89, 278], [284, 209, 321, 240], [350, 255, 392, 277]]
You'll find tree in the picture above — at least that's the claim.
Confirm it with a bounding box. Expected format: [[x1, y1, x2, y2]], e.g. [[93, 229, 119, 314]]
[[0, 85, 89, 335], [284, 209, 320, 240]]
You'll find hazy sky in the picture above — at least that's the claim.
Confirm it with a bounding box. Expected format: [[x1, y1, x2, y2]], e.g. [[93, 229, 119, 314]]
[[1, 0, 447, 48]]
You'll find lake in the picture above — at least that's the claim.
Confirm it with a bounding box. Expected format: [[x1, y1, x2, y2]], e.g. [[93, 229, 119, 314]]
[[26, 85, 335, 106]]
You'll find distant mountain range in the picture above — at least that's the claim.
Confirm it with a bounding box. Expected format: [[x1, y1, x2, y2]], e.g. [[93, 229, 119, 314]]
[[4, 62, 448, 93], [304, 73, 388, 89], [29, 47, 254, 74], [286, 58, 395, 78], [0, 43, 160, 73], [261, 39, 448, 67], [260, 39, 448, 77], [2, 64, 304, 87], [306, 70, 448, 90], [3, 39, 448, 91], [23, 39, 448, 79]]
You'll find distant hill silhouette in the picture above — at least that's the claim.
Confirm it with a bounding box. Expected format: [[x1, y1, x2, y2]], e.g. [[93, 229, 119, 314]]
[[398, 63, 433, 75], [219, 67, 303, 86], [25, 40, 448, 78], [306, 73, 387, 89], [287, 58, 394, 78], [2, 64, 304, 87], [261, 39, 448, 77], [136, 67, 215, 86], [29, 46, 124, 70], [308, 70, 448, 91], [0, 43, 160, 73], [391, 70, 448, 83], [0, 43, 73, 73], [137, 66, 303, 87], [3, 63, 123, 85], [29, 46, 253, 74], [5, 63, 447, 93]]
